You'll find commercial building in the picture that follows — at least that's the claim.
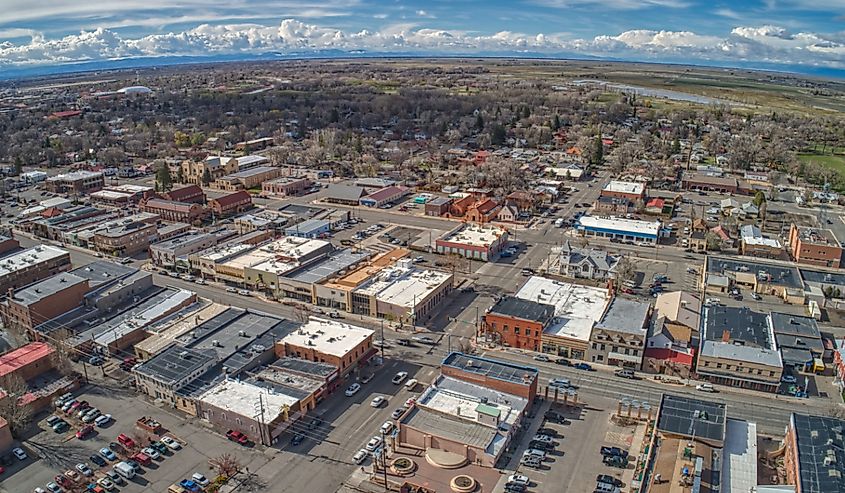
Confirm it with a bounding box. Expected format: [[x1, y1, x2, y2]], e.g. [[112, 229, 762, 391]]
[[240, 237, 333, 288], [551, 241, 620, 280], [600, 180, 645, 202], [740, 224, 784, 259], [436, 224, 509, 261], [161, 184, 205, 204], [516, 276, 611, 360], [0, 272, 90, 335], [576, 215, 661, 244], [359, 185, 409, 207], [324, 184, 367, 206], [90, 184, 153, 206], [91, 214, 159, 257], [0, 342, 57, 388], [274, 249, 370, 302], [704, 256, 805, 303], [149, 231, 218, 269], [0, 341, 76, 413], [262, 176, 312, 197], [233, 210, 288, 234], [208, 190, 252, 218], [352, 258, 453, 324], [276, 318, 375, 376], [140, 198, 206, 223], [424, 197, 452, 217], [644, 291, 700, 378], [45, 170, 104, 195], [788, 224, 843, 269], [698, 306, 782, 392], [315, 248, 409, 312], [681, 172, 739, 193], [0, 236, 19, 256], [0, 245, 71, 294], [235, 137, 274, 152], [181, 156, 238, 185], [784, 413, 845, 493], [284, 219, 331, 239], [236, 155, 269, 170], [770, 312, 824, 375], [134, 345, 218, 411], [587, 297, 651, 368], [483, 296, 555, 351], [214, 166, 284, 191], [397, 353, 538, 468]]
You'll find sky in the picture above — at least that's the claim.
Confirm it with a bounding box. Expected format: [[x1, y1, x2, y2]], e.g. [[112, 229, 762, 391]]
[[0, 0, 843, 75]]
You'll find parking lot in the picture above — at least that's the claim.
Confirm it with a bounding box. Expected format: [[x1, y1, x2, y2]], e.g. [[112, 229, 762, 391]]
[[4, 380, 272, 493], [501, 395, 638, 493]]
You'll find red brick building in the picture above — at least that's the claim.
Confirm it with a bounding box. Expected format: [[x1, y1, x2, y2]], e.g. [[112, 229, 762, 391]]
[[440, 352, 538, 401], [1, 272, 89, 336], [140, 198, 206, 223], [465, 198, 502, 224], [0, 342, 56, 387], [208, 191, 252, 218], [600, 180, 646, 202], [788, 223, 843, 269], [161, 184, 205, 204], [482, 296, 554, 351]]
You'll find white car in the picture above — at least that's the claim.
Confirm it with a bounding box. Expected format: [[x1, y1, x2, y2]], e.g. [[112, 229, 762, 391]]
[[380, 421, 394, 434], [94, 414, 112, 427], [391, 371, 408, 384], [226, 287, 238, 293], [45, 484, 62, 493], [365, 436, 383, 452], [508, 474, 530, 486], [370, 396, 386, 408], [345, 383, 361, 396], [696, 383, 717, 393], [161, 436, 181, 450], [705, 297, 721, 305], [353, 449, 368, 464], [76, 463, 93, 476], [12, 447, 27, 460], [237, 289, 250, 296], [141, 447, 160, 460], [781, 375, 798, 384], [192, 473, 210, 486]]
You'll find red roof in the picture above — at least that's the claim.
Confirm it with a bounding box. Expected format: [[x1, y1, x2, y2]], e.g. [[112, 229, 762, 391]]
[[212, 191, 251, 208], [49, 110, 82, 119], [644, 347, 694, 366], [646, 198, 665, 209], [0, 342, 55, 378], [164, 185, 203, 202], [474, 198, 499, 214], [366, 185, 408, 202]]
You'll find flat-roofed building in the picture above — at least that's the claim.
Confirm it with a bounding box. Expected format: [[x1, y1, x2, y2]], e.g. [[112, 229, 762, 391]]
[[587, 297, 651, 368], [436, 224, 509, 261], [262, 176, 312, 197], [788, 223, 843, 269], [233, 210, 288, 234], [240, 237, 333, 288], [482, 296, 554, 351], [698, 305, 782, 392], [150, 231, 218, 269], [0, 272, 90, 336], [134, 345, 218, 410], [0, 236, 19, 256], [0, 342, 57, 387], [770, 312, 824, 375], [90, 184, 153, 206], [213, 166, 284, 191], [276, 317, 375, 376], [134, 302, 228, 360], [600, 180, 645, 202], [45, 170, 104, 194], [0, 245, 71, 294], [514, 276, 611, 360], [92, 214, 159, 257], [359, 185, 409, 207], [190, 243, 256, 280], [705, 256, 805, 303], [352, 258, 453, 325], [275, 249, 370, 302], [785, 413, 845, 493], [284, 219, 331, 239], [235, 155, 269, 170], [315, 248, 409, 312], [681, 172, 739, 193], [576, 215, 661, 244]]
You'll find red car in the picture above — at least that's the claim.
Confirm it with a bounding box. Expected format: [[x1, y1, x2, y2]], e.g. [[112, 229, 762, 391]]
[[56, 474, 74, 488], [117, 433, 136, 449], [76, 424, 94, 439], [131, 452, 151, 466], [226, 430, 248, 445]]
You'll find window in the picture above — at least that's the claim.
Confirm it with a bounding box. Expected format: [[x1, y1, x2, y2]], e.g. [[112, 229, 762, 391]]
[[514, 327, 520, 335], [236, 418, 242, 425], [600, 344, 606, 351], [592, 343, 598, 349], [716, 363, 722, 369]]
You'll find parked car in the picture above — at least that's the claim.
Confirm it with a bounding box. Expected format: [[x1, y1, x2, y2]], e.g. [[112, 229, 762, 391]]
[[781, 375, 797, 384], [76, 463, 93, 476], [522, 449, 547, 461], [597, 474, 622, 487], [555, 358, 571, 366], [600, 446, 629, 459], [99, 448, 117, 461], [345, 383, 361, 396], [574, 362, 594, 371], [370, 396, 386, 408], [380, 422, 394, 434], [94, 414, 112, 427], [76, 425, 94, 439], [614, 369, 637, 379], [508, 474, 530, 486], [411, 336, 436, 345], [141, 447, 160, 460], [11, 447, 27, 461], [391, 408, 405, 419], [391, 371, 408, 384], [290, 434, 304, 446], [45, 483, 62, 493], [226, 430, 249, 445], [365, 436, 383, 452], [533, 354, 550, 362], [161, 436, 181, 450], [353, 449, 368, 464], [191, 473, 209, 486], [696, 383, 717, 393], [90, 454, 107, 467]]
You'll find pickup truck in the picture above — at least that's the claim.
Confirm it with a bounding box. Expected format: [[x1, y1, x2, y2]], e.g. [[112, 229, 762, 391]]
[[136, 416, 163, 434], [600, 446, 629, 459]]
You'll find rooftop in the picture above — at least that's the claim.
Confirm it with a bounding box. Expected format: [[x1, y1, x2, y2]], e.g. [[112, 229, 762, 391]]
[[770, 312, 821, 339], [91, 288, 195, 347], [135, 302, 228, 357], [487, 295, 555, 324], [46, 170, 102, 182], [439, 224, 507, 247], [247, 365, 325, 397], [364, 185, 408, 202], [442, 352, 538, 386], [197, 378, 299, 424], [790, 413, 845, 493], [134, 345, 216, 386], [199, 243, 254, 263], [0, 342, 55, 378], [325, 184, 367, 202], [284, 249, 369, 284], [323, 248, 409, 289], [794, 225, 840, 247], [280, 318, 373, 358], [702, 305, 774, 349], [800, 268, 845, 287], [356, 260, 452, 309], [654, 291, 701, 330], [417, 377, 521, 433], [285, 219, 330, 234], [0, 245, 68, 278], [9, 272, 87, 306], [70, 261, 138, 288], [706, 256, 803, 289], [515, 276, 610, 341], [220, 166, 278, 179], [603, 180, 645, 195], [722, 419, 758, 493], [577, 215, 661, 238], [657, 393, 726, 445], [403, 406, 500, 451], [596, 297, 650, 336], [270, 357, 338, 379], [151, 231, 215, 252]]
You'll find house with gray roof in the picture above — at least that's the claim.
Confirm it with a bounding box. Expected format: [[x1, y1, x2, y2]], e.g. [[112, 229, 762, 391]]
[[553, 241, 620, 280]]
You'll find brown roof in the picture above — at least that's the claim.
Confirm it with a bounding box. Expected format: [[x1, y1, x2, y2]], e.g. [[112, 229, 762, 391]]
[[211, 191, 251, 208], [143, 198, 197, 213], [163, 185, 203, 202], [474, 198, 499, 214]]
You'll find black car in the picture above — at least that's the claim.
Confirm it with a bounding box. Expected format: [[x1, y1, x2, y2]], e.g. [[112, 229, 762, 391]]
[[90, 454, 107, 467], [536, 427, 558, 437], [290, 434, 304, 446], [597, 474, 622, 486], [554, 358, 571, 366], [529, 440, 553, 450], [308, 418, 322, 430], [505, 483, 527, 492]]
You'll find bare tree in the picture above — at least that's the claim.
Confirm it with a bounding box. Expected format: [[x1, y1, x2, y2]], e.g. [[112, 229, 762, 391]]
[[614, 257, 636, 289], [0, 374, 34, 437], [209, 452, 242, 479]]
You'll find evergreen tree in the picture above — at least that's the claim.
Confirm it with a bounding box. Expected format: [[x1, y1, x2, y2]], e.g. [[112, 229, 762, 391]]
[[552, 114, 561, 130], [475, 113, 484, 130], [593, 135, 603, 165], [13, 156, 22, 176], [201, 168, 212, 186], [672, 138, 681, 155], [156, 164, 173, 192]]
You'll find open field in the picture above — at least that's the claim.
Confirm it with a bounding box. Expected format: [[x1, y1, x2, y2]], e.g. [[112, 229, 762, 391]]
[[798, 152, 845, 174]]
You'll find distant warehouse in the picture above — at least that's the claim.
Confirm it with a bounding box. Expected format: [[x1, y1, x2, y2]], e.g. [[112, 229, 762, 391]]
[[575, 215, 662, 245]]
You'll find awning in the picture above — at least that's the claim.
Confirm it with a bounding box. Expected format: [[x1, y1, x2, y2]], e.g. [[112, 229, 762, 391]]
[[608, 351, 642, 364]]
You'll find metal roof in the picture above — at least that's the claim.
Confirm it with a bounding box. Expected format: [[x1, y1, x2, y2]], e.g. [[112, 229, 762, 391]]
[[791, 413, 845, 493], [702, 305, 773, 349], [770, 312, 821, 339], [10, 272, 87, 306], [488, 295, 555, 324], [657, 394, 726, 445], [706, 256, 802, 289], [325, 184, 366, 202], [285, 249, 369, 284], [271, 357, 337, 378], [596, 297, 650, 336], [442, 352, 538, 385]]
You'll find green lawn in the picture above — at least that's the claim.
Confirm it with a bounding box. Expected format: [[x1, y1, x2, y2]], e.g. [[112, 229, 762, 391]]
[[798, 152, 845, 174]]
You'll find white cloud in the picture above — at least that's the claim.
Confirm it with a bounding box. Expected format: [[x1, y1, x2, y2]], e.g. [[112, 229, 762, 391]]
[[0, 19, 843, 70]]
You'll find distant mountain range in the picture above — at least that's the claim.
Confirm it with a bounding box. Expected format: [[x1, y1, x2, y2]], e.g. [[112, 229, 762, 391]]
[[1, 49, 843, 82]]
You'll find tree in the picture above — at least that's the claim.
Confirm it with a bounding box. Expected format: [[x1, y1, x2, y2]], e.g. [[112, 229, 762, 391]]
[[209, 453, 241, 478], [752, 190, 767, 208], [0, 374, 34, 437], [671, 138, 681, 155], [613, 256, 636, 289], [592, 135, 603, 166], [190, 132, 206, 148], [175, 166, 185, 184], [552, 114, 561, 131], [201, 168, 212, 186], [490, 124, 507, 146], [475, 113, 484, 131], [173, 131, 190, 148], [705, 232, 722, 251], [156, 164, 173, 192], [13, 156, 22, 176]]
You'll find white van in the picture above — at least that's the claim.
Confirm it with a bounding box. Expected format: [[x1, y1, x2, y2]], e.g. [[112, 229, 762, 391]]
[[404, 378, 418, 390], [114, 462, 135, 479]]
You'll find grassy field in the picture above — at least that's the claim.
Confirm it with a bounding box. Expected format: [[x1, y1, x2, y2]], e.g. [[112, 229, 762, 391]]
[[798, 152, 845, 174]]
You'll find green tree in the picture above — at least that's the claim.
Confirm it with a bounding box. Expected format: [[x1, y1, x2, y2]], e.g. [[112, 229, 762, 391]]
[[201, 168, 212, 186], [173, 131, 190, 148], [13, 156, 22, 176], [490, 124, 507, 146], [752, 190, 767, 208], [552, 114, 561, 131], [592, 135, 604, 165], [175, 166, 184, 184], [671, 138, 681, 155], [189, 132, 205, 147], [156, 164, 173, 192], [475, 113, 484, 130]]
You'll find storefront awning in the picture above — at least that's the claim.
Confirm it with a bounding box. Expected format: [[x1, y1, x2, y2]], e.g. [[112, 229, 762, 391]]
[[608, 351, 642, 364]]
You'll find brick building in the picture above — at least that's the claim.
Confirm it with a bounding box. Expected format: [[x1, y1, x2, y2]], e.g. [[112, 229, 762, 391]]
[[0, 342, 57, 388], [600, 180, 646, 202], [261, 176, 312, 197], [214, 167, 284, 191], [788, 223, 843, 269], [275, 318, 375, 377], [140, 198, 206, 223], [1, 272, 89, 335], [0, 245, 71, 294], [784, 413, 845, 493], [45, 171, 104, 195], [208, 191, 252, 218], [161, 184, 206, 204], [482, 296, 554, 351]]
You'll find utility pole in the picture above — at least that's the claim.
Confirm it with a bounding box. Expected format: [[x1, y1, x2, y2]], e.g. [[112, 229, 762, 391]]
[[381, 430, 389, 491], [475, 305, 480, 344], [380, 320, 385, 361]]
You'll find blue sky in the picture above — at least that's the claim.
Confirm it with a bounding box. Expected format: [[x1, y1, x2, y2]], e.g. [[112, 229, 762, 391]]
[[0, 0, 843, 74]]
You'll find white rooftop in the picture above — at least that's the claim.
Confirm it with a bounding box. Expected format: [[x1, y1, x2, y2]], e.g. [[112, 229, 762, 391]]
[[281, 317, 373, 358], [232, 236, 329, 273], [742, 235, 783, 249], [603, 180, 645, 195], [418, 381, 520, 432], [515, 276, 610, 341], [108, 184, 153, 193], [201, 243, 255, 262], [40, 197, 72, 208], [441, 224, 507, 247], [578, 215, 661, 237], [93, 289, 195, 346], [47, 170, 102, 181], [722, 419, 758, 493], [0, 245, 68, 278], [91, 190, 132, 200], [198, 378, 299, 424], [356, 259, 451, 308]]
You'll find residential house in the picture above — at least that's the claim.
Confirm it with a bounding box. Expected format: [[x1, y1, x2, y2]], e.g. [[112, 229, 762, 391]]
[[553, 241, 619, 280], [643, 291, 700, 378], [496, 205, 520, 223]]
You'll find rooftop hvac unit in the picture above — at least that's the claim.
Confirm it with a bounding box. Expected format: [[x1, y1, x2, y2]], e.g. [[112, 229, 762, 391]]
[[179, 351, 189, 359], [212, 339, 220, 347], [238, 330, 246, 337]]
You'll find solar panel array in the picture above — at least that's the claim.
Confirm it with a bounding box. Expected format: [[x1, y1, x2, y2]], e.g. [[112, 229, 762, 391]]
[[444, 353, 538, 384], [657, 394, 726, 443]]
